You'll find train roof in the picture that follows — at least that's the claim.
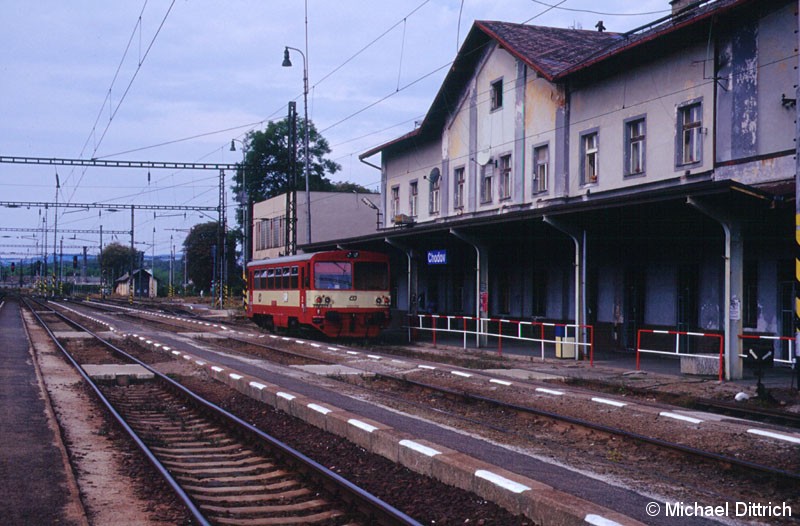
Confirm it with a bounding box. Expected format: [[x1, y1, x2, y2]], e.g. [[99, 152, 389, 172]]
[[247, 253, 315, 268], [246, 249, 387, 269]]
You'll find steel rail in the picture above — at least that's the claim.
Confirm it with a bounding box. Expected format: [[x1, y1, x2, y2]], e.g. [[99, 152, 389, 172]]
[[39, 298, 423, 526], [22, 297, 211, 526], [379, 372, 800, 482]]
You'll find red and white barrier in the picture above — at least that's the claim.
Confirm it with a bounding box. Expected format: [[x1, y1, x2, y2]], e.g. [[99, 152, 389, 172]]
[[636, 329, 724, 381]]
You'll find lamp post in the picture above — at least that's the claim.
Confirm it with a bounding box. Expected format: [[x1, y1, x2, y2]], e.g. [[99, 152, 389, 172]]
[[230, 138, 249, 308], [282, 46, 312, 245], [230, 139, 249, 264]]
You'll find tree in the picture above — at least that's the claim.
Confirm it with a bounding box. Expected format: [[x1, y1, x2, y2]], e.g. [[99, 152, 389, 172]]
[[100, 243, 141, 284], [183, 222, 236, 293], [231, 117, 341, 209]]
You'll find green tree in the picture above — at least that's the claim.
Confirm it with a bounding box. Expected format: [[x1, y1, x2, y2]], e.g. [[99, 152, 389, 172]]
[[231, 117, 341, 209], [100, 243, 141, 284], [183, 222, 237, 293]]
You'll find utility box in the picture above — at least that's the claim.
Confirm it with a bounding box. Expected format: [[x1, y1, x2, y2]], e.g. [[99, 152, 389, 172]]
[[555, 326, 575, 358]]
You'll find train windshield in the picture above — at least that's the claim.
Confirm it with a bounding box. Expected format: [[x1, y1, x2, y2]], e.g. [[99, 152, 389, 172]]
[[314, 261, 352, 290], [354, 262, 389, 290]]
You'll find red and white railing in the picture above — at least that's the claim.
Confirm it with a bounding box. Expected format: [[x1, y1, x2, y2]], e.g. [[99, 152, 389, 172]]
[[636, 329, 724, 381], [408, 314, 594, 365]]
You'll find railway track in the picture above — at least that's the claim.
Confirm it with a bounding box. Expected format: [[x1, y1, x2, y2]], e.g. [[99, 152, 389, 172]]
[[26, 298, 421, 526], [56, 298, 800, 515], [66, 298, 800, 481]]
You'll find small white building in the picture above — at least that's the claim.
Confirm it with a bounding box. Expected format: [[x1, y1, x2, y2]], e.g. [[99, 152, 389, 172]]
[[114, 268, 158, 298], [250, 191, 382, 260]]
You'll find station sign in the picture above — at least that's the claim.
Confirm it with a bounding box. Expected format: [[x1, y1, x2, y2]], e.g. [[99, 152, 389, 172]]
[[427, 249, 447, 265]]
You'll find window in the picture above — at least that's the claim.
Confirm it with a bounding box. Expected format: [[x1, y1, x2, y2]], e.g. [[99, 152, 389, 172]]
[[498, 154, 511, 200], [314, 261, 352, 290], [581, 131, 599, 184], [532, 144, 548, 194], [480, 163, 494, 203], [428, 168, 440, 215], [409, 181, 418, 217], [624, 117, 646, 176], [453, 166, 465, 209], [390, 186, 400, 219], [490, 78, 503, 110], [354, 262, 389, 290], [678, 101, 702, 165], [270, 217, 284, 249]]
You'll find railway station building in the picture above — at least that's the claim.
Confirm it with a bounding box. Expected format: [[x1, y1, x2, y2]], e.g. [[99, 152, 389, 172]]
[[306, 0, 797, 380]]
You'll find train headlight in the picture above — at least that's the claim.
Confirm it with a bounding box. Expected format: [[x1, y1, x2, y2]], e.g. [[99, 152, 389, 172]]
[[375, 297, 382, 304], [324, 296, 331, 304], [315, 296, 322, 304]]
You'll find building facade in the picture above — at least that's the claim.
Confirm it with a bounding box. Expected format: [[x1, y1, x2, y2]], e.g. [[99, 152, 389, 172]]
[[251, 191, 382, 261], [310, 0, 796, 380]]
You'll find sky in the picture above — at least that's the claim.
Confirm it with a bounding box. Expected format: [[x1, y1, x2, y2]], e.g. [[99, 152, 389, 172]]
[[0, 0, 671, 263]]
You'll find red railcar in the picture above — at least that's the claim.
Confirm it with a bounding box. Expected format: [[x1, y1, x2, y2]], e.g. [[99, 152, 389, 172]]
[[246, 250, 391, 338]]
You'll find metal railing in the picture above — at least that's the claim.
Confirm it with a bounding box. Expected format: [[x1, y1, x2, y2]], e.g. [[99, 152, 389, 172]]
[[636, 329, 724, 381], [408, 314, 594, 365]]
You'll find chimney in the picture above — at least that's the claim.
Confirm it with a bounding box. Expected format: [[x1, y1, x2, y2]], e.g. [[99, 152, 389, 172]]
[[669, 0, 696, 16]]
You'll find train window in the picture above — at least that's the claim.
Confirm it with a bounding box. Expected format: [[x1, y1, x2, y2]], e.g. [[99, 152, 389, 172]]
[[259, 271, 268, 290], [267, 268, 275, 289], [314, 261, 352, 290], [354, 262, 389, 290], [282, 267, 291, 289], [290, 266, 299, 289]]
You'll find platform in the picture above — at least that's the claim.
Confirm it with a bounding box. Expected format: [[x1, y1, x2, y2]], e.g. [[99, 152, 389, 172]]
[[0, 298, 86, 524]]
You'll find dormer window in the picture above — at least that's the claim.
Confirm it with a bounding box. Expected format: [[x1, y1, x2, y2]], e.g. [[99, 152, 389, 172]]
[[490, 78, 503, 111]]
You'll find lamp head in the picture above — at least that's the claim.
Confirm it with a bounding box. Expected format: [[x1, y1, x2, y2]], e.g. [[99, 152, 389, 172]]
[[282, 48, 292, 67], [229, 139, 236, 152]]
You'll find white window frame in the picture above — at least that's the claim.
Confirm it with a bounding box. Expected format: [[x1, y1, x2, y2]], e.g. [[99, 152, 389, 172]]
[[677, 100, 702, 166], [480, 163, 494, 203], [453, 166, 465, 209], [409, 180, 418, 217], [498, 154, 511, 200], [490, 78, 503, 111], [532, 143, 549, 194], [580, 130, 599, 185], [391, 185, 400, 218]]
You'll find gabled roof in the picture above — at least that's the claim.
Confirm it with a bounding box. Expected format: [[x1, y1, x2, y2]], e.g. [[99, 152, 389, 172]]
[[361, 21, 617, 160], [475, 21, 623, 81], [361, 0, 760, 160]]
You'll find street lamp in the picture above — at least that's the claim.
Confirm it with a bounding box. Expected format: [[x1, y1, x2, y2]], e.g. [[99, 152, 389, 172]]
[[282, 46, 312, 245], [360, 197, 382, 231]]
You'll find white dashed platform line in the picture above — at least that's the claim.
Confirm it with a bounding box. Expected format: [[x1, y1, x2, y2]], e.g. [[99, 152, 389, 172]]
[[348, 419, 378, 433], [535, 388, 564, 396], [249, 381, 266, 390], [474, 470, 530, 494], [585, 514, 624, 526], [399, 440, 441, 457], [451, 370, 472, 378], [747, 429, 800, 445], [489, 379, 512, 386], [659, 412, 703, 424], [276, 392, 296, 401], [308, 403, 332, 415], [591, 397, 627, 408], [418, 365, 436, 370]]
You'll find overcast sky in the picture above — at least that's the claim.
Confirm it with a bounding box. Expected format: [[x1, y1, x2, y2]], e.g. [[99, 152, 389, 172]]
[[0, 0, 670, 261]]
